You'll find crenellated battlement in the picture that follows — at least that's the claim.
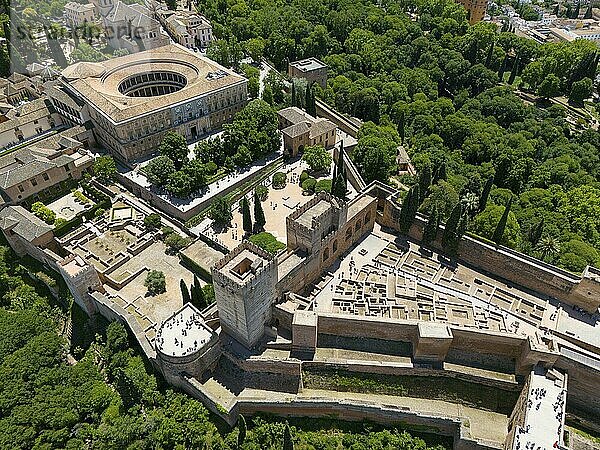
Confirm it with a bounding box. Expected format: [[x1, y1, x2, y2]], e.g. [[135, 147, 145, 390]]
[[212, 241, 278, 291]]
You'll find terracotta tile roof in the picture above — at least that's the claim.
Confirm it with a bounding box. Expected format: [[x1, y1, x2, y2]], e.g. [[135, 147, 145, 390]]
[[61, 44, 246, 123]]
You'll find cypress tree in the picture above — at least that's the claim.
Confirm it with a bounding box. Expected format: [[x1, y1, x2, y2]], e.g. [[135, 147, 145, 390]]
[[197, 284, 207, 309], [253, 191, 266, 231], [529, 218, 544, 245], [398, 111, 406, 144], [442, 201, 463, 253], [238, 415, 247, 447], [457, 212, 469, 239], [291, 81, 297, 107], [479, 176, 494, 212], [399, 185, 420, 234], [305, 83, 316, 116], [492, 197, 513, 245], [332, 143, 347, 199], [422, 206, 440, 246], [338, 141, 344, 172], [436, 161, 447, 183], [573, 0, 580, 18], [584, 0, 593, 18], [418, 164, 432, 203], [242, 197, 252, 235], [180, 279, 191, 304], [553, 2, 560, 15], [498, 55, 508, 82], [466, 39, 479, 64], [191, 276, 206, 309], [485, 42, 495, 68], [332, 154, 338, 182], [508, 55, 520, 85], [398, 188, 413, 234], [283, 423, 294, 450]]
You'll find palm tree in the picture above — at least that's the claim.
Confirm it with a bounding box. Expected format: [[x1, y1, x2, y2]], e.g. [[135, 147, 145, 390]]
[[461, 192, 479, 217], [536, 235, 560, 261]]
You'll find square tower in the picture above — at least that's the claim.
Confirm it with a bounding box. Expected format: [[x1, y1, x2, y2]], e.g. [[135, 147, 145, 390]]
[[286, 192, 348, 254], [212, 241, 278, 348]]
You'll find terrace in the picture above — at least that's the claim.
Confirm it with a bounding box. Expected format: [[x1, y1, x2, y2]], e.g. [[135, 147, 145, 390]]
[[59, 199, 198, 328], [47, 189, 95, 221]]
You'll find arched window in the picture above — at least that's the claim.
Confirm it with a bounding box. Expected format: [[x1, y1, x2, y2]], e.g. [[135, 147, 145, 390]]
[[333, 240, 338, 253], [323, 248, 330, 261], [345, 228, 352, 240], [355, 221, 361, 233], [364, 212, 371, 225]]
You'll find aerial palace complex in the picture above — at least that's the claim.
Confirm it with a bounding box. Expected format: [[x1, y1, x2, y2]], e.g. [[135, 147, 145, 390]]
[[1, 43, 599, 450]]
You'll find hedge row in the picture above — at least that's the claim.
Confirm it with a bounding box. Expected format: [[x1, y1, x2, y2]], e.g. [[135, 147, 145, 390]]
[[179, 252, 213, 284]]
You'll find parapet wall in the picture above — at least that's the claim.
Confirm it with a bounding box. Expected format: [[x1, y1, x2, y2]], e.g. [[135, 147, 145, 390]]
[[554, 346, 600, 427], [237, 396, 498, 450], [313, 313, 537, 376], [90, 291, 157, 360], [317, 313, 419, 342]]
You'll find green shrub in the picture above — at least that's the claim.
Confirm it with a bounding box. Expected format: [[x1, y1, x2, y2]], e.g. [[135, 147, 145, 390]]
[[205, 161, 218, 175], [144, 270, 166, 295], [209, 197, 232, 226], [302, 177, 317, 193], [31, 202, 56, 225], [302, 145, 332, 172], [300, 170, 309, 184], [255, 185, 268, 202], [161, 226, 174, 236], [315, 179, 332, 193], [54, 217, 67, 228], [144, 213, 162, 229], [272, 171, 287, 189], [202, 284, 215, 304], [165, 233, 190, 251], [94, 208, 105, 217], [249, 232, 286, 254], [72, 190, 91, 204]]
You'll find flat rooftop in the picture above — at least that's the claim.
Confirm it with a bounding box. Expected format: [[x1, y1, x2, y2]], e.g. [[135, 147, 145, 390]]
[[348, 194, 374, 221], [293, 310, 318, 327], [289, 58, 327, 72], [418, 322, 452, 339], [156, 304, 214, 358], [296, 199, 332, 228], [220, 248, 269, 284], [511, 367, 567, 449]]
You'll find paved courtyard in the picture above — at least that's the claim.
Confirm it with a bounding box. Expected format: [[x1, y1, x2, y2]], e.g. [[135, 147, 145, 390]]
[[212, 158, 331, 249], [103, 240, 196, 326], [47, 189, 95, 220]]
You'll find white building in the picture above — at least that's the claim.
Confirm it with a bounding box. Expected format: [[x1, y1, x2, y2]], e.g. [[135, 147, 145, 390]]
[[156, 8, 213, 49], [64, 2, 97, 28]]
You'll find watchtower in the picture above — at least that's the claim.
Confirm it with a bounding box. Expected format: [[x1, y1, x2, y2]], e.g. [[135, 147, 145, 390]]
[[212, 241, 278, 348]]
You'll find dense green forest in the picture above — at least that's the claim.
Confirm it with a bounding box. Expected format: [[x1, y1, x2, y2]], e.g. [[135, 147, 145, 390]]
[[0, 240, 448, 449], [200, 0, 600, 273]]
